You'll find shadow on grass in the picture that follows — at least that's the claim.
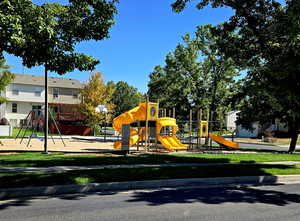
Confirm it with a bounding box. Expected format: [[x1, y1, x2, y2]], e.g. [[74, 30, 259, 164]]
[[0, 153, 232, 167], [1, 164, 299, 211]]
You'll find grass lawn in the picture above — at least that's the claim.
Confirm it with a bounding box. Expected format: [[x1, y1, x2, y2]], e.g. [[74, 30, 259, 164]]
[[7, 128, 58, 138], [0, 127, 114, 138], [1, 164, 300, 189], [1, 152, 300, 168]]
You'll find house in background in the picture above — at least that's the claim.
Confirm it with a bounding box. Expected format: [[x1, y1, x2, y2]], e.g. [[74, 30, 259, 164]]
[[0, 74, 83, 127], [225, 111, 260, 138], [225, 111, 288, 138]]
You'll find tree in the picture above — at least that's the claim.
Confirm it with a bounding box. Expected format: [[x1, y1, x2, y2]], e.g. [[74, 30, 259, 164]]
[[172, 0, 300, 152], [0, 0, 118, 72], [148, 35, 204, 121], [0, 0, 118, 151], [148, 26, 239, 127], [0, 59, 15, 104], [111, 81, 143, 118], [79, 72, 114, 132]]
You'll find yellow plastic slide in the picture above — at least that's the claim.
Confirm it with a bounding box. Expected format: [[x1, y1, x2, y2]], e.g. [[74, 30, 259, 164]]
[[113, 103, 148, 133], [156, 118, 187, 150], [113, 103, 150, 149], [209, 134, 240, 149], [157, 136, 187, 150]]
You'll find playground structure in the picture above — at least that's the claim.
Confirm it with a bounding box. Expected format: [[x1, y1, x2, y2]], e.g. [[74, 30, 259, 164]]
[[15, 108, 66, 147], [113, 102, 187, 151], [112, 100, 239, 152]]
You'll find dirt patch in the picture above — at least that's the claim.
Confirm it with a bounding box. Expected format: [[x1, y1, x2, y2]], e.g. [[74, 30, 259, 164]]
[[0, 138, 115, 153]]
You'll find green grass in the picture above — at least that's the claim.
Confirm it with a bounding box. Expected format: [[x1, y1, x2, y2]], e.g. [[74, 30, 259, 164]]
[[1, 164, 300, 189], [3, 127, 113, 138], [1, 152, 300, 168], [7, 128, 58, 138]]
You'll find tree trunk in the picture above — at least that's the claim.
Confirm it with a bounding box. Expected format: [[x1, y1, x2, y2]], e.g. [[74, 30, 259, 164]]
[[288, 120, 300, 153]]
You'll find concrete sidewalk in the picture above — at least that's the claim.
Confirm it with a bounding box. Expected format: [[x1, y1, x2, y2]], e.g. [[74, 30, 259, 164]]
[[1, 161, 300, 173], [1, 175, 300, 200]]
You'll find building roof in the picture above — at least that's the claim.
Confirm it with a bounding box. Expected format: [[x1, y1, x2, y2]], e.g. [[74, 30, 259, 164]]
[[12, 74, 83, 89]]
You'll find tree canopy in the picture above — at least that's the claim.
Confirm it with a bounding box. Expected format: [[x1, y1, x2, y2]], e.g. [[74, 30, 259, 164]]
[[0, 59, 15, 104], [172, 0, 300, 152], [148, 25, 239, 125], [0, 0, 118, 73], [111, 81, 143, 118]]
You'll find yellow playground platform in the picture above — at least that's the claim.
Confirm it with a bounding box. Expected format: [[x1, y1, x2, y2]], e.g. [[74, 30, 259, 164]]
[[112, 102, 187, 151]]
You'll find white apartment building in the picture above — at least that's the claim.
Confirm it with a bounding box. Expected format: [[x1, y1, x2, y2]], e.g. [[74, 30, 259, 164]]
[[0, 74, 82, 127]]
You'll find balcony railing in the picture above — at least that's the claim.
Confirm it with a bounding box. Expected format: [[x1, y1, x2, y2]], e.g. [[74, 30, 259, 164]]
[[55, 112, 85, 121]]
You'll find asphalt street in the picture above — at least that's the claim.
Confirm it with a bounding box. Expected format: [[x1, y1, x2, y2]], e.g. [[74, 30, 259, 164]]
[[1, 184, 300, 221], [74, 136, 297, 153]]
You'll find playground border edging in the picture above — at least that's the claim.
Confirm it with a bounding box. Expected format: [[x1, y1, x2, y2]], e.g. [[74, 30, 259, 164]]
[[1, 175, 300, 200]]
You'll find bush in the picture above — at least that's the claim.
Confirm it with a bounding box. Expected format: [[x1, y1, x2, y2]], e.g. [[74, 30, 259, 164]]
[[0, 118, 9, 125]]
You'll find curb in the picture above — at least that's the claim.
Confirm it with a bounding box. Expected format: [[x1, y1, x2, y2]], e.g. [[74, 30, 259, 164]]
[[1, 175, 300, 200]]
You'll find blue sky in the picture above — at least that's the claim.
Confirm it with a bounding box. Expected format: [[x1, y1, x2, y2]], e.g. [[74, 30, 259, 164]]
[[4, 0, 233, 93]]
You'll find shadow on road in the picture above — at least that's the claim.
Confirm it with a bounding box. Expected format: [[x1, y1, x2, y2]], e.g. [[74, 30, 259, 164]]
[[127, 185, 300, 206], [1, 153, 300, 210]]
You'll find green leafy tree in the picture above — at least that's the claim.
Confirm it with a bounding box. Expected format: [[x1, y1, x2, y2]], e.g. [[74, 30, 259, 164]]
[[148, 35, 203, 121], [0, 0, 118, 149], [0, 0, 118, 72], [172, 0, 300, 152], [0, 59, 15, 104], [111, 81, 143, 118], [148, 26, 239, 127]]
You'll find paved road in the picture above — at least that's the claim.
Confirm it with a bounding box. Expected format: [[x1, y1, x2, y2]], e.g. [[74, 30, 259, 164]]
[[1, 184, 300, 221], [239, 142, 294, 152], [68, 135, 300, 152]]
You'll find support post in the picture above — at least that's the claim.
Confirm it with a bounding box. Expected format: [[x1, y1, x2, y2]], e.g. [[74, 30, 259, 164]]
[[43, 64, 48, 154], [137, 120, 140, 151], [163, 108, 166, 135], [121, 124, 130, 154], [104, 113, 107, 142], [49, 110, 66, 146], [173, 107, 175, 118], [189, 109, 192, 150], [197, 109, 202, 149], [200, 109, 203, 148], [15, 111, 32, 140], [145, 96, 149, 151], [207, 110, 212, 148], [155, 99, 160, 149]]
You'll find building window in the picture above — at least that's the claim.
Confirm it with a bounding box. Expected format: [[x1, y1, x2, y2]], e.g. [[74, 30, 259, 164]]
[[35, 91, 41, 97], [12, 90, 19, 95], [53, 106, 59, 113], [53, 88, 59, 98], [32, 105, 42, 116], [20, 119, 27, 127], [73, 91, 79, 99], [10, 119, 18, 127], [12, 103, 17, 113]]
